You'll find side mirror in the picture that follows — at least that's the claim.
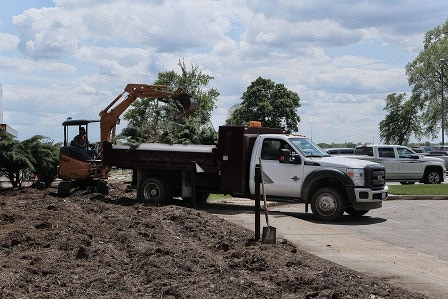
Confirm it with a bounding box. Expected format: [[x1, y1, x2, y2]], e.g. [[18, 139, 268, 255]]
[[279, 149, 290, 163], [410, 154, 421, 160], [279, 149, 301, 164]]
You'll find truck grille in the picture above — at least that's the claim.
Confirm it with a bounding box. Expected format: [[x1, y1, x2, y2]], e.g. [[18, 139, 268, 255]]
[[365, 165, 386, 188]]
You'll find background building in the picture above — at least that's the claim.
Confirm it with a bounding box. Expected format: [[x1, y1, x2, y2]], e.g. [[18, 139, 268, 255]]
[[0, 83, 18, 137]]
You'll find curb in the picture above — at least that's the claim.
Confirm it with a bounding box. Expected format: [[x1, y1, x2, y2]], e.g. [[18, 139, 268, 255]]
[[387, 194, 448, 200]]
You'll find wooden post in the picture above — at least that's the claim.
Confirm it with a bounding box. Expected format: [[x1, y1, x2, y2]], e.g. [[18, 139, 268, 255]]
[[254, 164, 261, 240], [191, 161, 197, 208]]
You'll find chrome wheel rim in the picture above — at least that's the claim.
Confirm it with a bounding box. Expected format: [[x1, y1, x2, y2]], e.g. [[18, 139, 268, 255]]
[[143, 183, 160, 200], [316, 193, 337, 215]]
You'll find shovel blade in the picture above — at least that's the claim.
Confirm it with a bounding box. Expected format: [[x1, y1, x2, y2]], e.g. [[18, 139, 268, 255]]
[[262, 226, 277, 244]]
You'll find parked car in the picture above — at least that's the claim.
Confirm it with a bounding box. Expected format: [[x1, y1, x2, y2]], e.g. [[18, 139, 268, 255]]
[[411, 147, 423, 153], [427, 151, 448, 167], [351, 144, 446, 184], [325, 148, 355, 155], [429, 151, 448, 156], [411, 146, 436, 154]]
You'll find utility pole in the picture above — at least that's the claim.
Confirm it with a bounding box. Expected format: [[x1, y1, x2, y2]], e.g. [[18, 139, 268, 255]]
[[440, 59, 446, 146]]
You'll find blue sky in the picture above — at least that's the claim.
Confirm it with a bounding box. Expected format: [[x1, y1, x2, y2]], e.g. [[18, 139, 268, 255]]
[[0, 0, 447, 144]]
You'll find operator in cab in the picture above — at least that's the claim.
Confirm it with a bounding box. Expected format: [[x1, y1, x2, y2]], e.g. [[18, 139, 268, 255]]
[[71, 127, 88, 149], [71, 126, 97, 159]]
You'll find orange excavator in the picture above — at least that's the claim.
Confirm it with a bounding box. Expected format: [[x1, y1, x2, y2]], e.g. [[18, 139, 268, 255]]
[[57, 84, 197, 197]]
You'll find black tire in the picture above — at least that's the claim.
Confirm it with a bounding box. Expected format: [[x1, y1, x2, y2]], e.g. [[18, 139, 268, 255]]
[[74, 180, 89, 190], [345, 207, 369, 217], [96, 180, 109, 195], [197, 192, 210, 204], [139, 177, 172, 204], [58, 181, 71, 197], [424, 168, 442, 184], [310, 187, 346, 221], [185, 192, 210, 205]]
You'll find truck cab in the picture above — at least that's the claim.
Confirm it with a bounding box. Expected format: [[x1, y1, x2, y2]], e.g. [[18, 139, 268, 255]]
[[243, 133, 388, 221]]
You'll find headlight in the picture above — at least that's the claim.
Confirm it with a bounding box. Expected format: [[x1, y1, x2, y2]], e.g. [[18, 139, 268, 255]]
[[347, 168, 364, 186]]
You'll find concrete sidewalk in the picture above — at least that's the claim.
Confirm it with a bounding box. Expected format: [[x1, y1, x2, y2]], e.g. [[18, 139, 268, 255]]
[[209, 199, 448, 299]]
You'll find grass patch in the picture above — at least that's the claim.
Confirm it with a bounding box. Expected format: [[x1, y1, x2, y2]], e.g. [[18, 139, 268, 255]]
[[208, 194, 232, 201], [388, 184, 448, 195]]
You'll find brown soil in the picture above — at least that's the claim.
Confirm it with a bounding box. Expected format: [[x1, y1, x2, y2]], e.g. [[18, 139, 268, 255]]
[[0, 180, 428, 299]]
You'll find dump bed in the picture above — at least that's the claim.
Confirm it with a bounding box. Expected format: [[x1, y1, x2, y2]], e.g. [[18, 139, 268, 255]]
[[102, 142, 218, 172]]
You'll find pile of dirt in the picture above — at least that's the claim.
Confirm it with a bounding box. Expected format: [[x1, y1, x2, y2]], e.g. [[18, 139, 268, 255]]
[[0, 181, 427, 298]]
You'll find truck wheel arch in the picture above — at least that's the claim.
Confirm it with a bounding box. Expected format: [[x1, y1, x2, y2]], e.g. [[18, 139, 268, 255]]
[[422, 167, 443, 184], [301, 169, 354, 208]]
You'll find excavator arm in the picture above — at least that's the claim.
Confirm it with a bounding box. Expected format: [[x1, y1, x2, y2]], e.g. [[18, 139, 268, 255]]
[[99, 84, 197, 143]]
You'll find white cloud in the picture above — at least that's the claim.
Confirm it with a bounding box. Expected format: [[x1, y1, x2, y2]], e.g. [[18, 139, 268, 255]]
[[0, 56, 75, 74], [0, 32, 19, 50], [13, 7, 78, 59], [0, 1, 446, 144]]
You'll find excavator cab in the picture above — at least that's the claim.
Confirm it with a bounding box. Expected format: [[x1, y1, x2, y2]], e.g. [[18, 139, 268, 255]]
[[57, 119, 108, 197]]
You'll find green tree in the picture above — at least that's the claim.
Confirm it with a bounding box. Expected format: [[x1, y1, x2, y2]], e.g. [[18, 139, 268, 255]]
[[0, 129, 34, 188], [21, 135, 61, 187], [226, 77, 301, 132], [121, 60, 219, 145], [1, 130, 61, 188], [405, 19, 448, 140], [379, 93, 422, 145]]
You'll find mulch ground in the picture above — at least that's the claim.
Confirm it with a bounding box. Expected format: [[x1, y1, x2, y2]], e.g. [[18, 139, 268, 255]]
[[0, 181, 428, 298]]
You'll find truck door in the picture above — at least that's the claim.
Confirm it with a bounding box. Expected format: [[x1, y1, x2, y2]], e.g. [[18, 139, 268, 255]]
[[259, 138, 304, 198], [396, 146, 423, 179], [376, 147, 400, 178]]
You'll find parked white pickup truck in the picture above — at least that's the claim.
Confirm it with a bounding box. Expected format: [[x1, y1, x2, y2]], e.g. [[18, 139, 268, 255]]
[[351, 145, 446, 184]]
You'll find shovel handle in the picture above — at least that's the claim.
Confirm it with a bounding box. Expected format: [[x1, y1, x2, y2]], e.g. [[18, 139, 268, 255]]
[[259, 157, 269, 227]]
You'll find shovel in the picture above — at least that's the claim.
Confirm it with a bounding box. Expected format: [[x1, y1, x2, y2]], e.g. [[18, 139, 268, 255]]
[[259, 157, 277, 244]]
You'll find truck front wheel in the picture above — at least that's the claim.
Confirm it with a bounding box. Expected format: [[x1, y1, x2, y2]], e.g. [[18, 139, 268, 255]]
[[139, 178, 172, 204], [311, 187, 346, 221], [424, 168, 442, 184]]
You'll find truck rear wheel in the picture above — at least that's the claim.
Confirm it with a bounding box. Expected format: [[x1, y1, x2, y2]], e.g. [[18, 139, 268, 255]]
[[197, 192, 210, 204], [311, 187, 346, 221], [185, 192, 210, 205], [139, 178, 172, 204], [424, 168, 442, 184]]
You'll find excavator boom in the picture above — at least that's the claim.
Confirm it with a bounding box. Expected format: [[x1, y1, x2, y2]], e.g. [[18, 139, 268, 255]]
[[99, 84, 197, 143]]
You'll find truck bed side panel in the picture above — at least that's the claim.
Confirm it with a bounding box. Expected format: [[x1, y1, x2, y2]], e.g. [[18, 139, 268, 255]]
[[102, 142, 218, 172]]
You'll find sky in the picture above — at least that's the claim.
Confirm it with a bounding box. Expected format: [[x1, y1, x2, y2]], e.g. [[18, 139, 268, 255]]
[[0, 0, 447, 145]]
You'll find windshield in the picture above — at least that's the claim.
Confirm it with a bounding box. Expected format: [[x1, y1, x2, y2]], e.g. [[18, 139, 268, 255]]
[[289, 137, 329, 157]]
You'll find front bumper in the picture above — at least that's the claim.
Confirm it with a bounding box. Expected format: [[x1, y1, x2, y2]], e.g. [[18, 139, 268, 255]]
[[349, 186, 388, 210], [354, 185, 388, 202]]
